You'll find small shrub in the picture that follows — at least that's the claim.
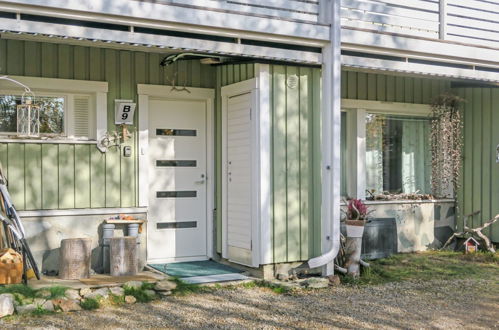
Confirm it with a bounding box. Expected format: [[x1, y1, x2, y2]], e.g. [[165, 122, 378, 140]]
[[123, 282, 156, 303], [80, 297, 100, 310], [45, 286, 68, 299], [31, 305, 53, 316], [0, 284, 37, 298], [108, 294, 125, 305]]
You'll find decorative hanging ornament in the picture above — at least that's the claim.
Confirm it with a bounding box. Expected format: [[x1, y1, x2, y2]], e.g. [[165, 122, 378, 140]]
[[17, 91, 40, 137]]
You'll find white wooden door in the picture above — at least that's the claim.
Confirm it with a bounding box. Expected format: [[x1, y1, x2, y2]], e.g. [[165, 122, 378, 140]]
[[226, 92, 253, 265], [147, 98, 207, 263]]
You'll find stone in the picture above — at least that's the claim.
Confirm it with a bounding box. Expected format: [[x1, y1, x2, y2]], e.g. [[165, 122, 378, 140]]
[[84, 287, 109, 300], [157, 291, 172, 297], [300, 277, 330, 289], [0, 294, 15, 318], [79, 287, 92, 297], [124, 295, 136, 304], [109, 286, 125, 296], [328, 275, 341, 286], [42, 300, 54, 312], [276, 273, 289, 281], [15, 304, 37, 314], [33, 298, 46, 307], [144, 289, 156, 299], [53, 299, 82, 312], [154, 280, 177, 292], [65, 289, 81, 300], [37, 289, 52, 299], [123, 281, 143, 290]]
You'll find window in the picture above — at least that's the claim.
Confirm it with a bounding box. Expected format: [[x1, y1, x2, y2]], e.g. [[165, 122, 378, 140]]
[[0, 95, 65, 135], [365, 114, 431, 194]]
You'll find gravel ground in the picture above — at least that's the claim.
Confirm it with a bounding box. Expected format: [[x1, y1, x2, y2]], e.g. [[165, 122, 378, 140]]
[[2, 278, 498, 329]]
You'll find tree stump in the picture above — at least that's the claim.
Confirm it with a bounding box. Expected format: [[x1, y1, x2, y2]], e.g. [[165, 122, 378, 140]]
[[59, 238, 92, 279], [344, 237, 362, 277], [110, 237, 137, 276]]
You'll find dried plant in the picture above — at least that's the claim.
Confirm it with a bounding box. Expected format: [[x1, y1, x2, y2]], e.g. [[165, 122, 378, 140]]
[[430, 93, 464, 198], [345, 199, 370, 220]]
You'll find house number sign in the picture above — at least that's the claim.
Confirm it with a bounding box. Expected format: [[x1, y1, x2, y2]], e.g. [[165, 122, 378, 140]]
[[115, 99, 136, 125]]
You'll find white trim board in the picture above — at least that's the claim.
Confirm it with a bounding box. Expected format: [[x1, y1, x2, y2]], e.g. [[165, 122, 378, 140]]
[[0, 75, 108, 93], [18, 207, 147, 218], [341, 99, 431, 116], [137, 84, 215, 260]]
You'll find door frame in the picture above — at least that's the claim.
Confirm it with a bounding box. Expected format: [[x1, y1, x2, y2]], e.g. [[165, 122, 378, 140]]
[[137, 84, 215, 261], [221, 74, 270, 268]]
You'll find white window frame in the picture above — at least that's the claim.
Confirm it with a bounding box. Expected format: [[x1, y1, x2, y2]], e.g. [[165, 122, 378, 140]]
[[341, 99, 431, 200], [0, 76, 108, 143]]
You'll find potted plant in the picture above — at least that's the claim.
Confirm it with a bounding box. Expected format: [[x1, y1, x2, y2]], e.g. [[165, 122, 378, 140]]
[[345, 199, 369, 238]]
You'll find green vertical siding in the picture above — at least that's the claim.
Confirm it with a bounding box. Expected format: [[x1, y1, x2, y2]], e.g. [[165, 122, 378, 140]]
[[454, 88, 499, 242], [0, 39, 216, 210]]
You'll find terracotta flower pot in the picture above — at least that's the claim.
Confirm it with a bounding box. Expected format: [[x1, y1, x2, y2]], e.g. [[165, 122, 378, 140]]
[[345, 219, 366, 238]]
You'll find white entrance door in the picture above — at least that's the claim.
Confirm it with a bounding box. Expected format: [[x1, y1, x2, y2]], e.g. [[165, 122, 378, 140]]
[[226, 92, 253, 266], [147, 98, 207, 263]]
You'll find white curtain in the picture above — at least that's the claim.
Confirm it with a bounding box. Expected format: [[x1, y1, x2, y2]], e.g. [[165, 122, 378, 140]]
[[366, 115, 384, 193], [401, 119, 431, 194]]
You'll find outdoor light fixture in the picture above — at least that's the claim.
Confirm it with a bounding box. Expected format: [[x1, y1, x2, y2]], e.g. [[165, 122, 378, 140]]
[[16, 92, 40, 137]]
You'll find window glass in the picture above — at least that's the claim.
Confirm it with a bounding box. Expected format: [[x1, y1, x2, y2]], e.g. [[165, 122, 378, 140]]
[[0, 95, 64, 134], [340, 111, 347, 197], [366, 114, 431, 195]]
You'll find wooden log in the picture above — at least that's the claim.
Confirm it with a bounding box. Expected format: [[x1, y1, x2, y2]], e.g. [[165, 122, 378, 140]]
[[344, 237, 362, 277], [59, 238, 92, 280], [109, 237, 137, 276]]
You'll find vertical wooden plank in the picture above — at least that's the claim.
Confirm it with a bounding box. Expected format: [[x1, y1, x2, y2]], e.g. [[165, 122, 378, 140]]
[[24, 41, 41, 77], [73, 46, 88, 80], [0, 39, 7, 75], [227, 64, 234, 85], [286, 66, 300, 262], [430, 79, 441, 100], [386, 75, 395, 102], [490, 89, 499, 241], [413, 77, 423, 104], [233, 64, 241, 83], [6, 40, 24, 75], [74, 144, 91, 208], [221, 65, 227, 86], [404, 77, 414, 103], [89, 47, 102, 81], [481, 89, 491, 237], [376, 74, 386, 101], [472, 88, 482, 228], [422, 79, 432, 104], [463, 89, 473, 225], [41, 43, 57, 78], [134, 52, 147, 84], [357, 72, 367, 100], [148, 53, 160, 85], [395, 76, 405, 103], [367, 73, 377, 101], [240, 64, 247, 81], [7, 144, 25, 209], [272, 65, 287, 263], [58, 144, 75, 209], [90, 146, 106, 208], [341, 70, 347, 99], [312, 68, 322, 257], [0, 144, 7, 177], [41, 144, 59, 209], [24, 144, 42, 210], [455, 88, 465, 232], [246, 63, 255, 79], [120, 51, 135, 207], [347, 71, 357, 99], [215, 66, 223, 253], [190, 59, 201, 87], [299, 67, 310, 260], [105, 49, 121, 207], [57, 44, 72, 79]]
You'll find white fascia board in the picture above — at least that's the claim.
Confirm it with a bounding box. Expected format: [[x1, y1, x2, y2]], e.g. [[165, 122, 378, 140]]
[[0, 2, 326, 48], [341, 55, 499, 83], [0, 18, 321, 64], [342, 29, 499, 67], [1, 0, 329, 41], [0, 75, 108, 93]]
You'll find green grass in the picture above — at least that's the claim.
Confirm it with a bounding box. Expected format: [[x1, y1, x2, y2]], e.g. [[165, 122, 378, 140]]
[[170, 278, 214, 296], [123, 282, 157, 303], [30, 305, 54, 317], [43, 286, 68, 299], [0, 284, 38, 298], [80, 297, 100, 310], [341, 251, 499, 286]]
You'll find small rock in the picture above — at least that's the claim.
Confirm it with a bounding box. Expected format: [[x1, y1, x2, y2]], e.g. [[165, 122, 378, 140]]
[[300, 277, 330, 289], [79, 288, 92, 297], [124, 295, 136, 304], [144, 289, 156, 299], [123, 281, 143, 290], [109, 286, 125, 296], [276, 273, 289, 281], [33, 298, 46, 307], [0, 294, 15, 318], [53, 299, 81, 312], [42, 300, 54, 312], [328, 275, 341, 286], [154, 280, 177, 292], [15, 304, 37, 314], [84, 287, 109, 300], [37, 289, 52, 299], [65, 289, 81, 300], [157, 291, 172, 297]]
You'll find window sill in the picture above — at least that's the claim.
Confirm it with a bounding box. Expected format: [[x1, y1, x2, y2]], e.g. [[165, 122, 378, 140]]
[[0, 138, 97, 145], [340, 199, 455, 206]]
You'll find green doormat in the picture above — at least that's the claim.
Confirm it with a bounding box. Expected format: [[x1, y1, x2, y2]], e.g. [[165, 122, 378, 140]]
[[149, 260, 248, 284]]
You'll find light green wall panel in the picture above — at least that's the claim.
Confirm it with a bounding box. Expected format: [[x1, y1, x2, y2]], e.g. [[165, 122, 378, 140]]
[[0, 39, 216, 210]]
